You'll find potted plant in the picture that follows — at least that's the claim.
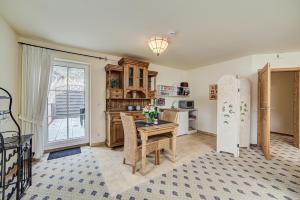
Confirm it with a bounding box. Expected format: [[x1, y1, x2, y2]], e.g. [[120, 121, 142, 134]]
[[142, 104, 159, 124]]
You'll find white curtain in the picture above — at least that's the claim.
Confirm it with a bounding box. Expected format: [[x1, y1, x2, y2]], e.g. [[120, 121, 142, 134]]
[[20, 45, 52, 159]]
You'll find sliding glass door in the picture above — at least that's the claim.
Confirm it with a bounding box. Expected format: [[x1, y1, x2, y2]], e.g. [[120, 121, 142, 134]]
[[46, 60, 89, 149]]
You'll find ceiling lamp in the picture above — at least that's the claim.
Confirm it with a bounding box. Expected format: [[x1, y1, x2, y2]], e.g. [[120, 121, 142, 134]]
[[148, 35, 168, 56]]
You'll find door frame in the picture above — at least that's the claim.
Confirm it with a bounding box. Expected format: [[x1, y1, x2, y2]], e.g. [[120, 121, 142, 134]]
[[45, 59, 91, 151], [257, 66, 300, 149]]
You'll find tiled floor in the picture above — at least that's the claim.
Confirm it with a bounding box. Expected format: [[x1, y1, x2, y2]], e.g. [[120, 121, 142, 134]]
[[92, 133, 216, 195], [23, 148, 109, 200], [119, 133, 300, 200], [22, 133, 300, 200]]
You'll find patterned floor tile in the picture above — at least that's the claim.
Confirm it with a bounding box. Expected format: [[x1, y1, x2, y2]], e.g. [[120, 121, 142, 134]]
[[22, 148, 109, 200], [21, 134, 300, 200], [117, 134, 300, 200]]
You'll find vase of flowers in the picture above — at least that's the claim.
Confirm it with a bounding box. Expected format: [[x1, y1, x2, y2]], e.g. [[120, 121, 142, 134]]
[[142, 104, 159, 124]]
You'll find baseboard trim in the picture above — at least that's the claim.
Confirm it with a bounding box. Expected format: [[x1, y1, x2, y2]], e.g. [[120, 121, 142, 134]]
[[197, 130, 216, 137], [44, 143, 89, 153], [271, 131, 293, 137], [90, 142, 106, 147]]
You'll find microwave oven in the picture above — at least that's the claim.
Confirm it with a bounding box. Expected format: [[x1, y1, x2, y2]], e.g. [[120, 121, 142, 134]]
[[178, 100, 194, 109]]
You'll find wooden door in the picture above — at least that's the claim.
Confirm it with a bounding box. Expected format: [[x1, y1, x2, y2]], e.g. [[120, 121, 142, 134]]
[[124, 65, 135, 89], [293, 71, 299, 148], [136, 67, 148, 89], [111, 121, 124, 146], [258, 63, 271, 159]]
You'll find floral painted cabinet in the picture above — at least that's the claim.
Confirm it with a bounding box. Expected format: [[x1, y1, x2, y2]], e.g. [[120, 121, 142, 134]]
[[217, 75, 240, 157], [239, 78, 251, 148], [217, 75, 251, 157]]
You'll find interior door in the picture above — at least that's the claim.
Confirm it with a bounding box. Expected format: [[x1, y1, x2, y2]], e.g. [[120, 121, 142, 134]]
[[258, 63, 271, 159], [292, 71, 299, 148]]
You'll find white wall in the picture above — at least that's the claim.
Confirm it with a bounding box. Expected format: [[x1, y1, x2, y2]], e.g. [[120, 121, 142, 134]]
[[188, 52, 300, 144], [188, 56, 253, 137], [270, 72, 293, 135], [0, 16, 20, 119], [149, 64, 188, 108]]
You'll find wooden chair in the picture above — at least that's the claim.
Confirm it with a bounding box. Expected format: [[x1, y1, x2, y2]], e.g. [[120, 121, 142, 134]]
[[121, 112, 163, 174], [160, 109, 179, 156], [162, 109, 179, 123], [161, 110, 179, 138]]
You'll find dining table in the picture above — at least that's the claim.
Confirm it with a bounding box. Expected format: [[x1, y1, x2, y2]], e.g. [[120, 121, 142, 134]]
[[135, 120, 178, 175]]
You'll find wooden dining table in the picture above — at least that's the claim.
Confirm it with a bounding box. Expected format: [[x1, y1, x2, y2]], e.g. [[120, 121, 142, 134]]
[[135, 120, 178, 175]]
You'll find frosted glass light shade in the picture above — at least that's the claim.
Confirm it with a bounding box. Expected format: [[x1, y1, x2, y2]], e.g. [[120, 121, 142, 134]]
[[148, 36, 168, 56]]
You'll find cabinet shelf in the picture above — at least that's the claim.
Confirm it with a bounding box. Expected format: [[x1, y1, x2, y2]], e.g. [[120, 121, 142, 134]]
[[0, 110, 10, 115], [157, 85, 190, 97], [0, 96, 10, 99]]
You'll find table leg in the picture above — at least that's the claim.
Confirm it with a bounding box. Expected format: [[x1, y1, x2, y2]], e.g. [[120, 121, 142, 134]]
[[141, 133, 147, 175], [155, 150, 160, 165], [172, 130, 177, 162]]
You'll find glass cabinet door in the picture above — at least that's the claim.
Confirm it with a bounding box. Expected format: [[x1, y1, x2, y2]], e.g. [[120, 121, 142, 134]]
[[128, 66, 134, 87], [138, 68, 144, 88]]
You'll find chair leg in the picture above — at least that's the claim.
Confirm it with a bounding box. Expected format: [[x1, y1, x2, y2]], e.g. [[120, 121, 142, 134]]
[[132, 165, 136, 174], [123, 158, 126, 164]]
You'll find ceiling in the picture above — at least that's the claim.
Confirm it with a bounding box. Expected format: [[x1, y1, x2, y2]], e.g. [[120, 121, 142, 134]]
[[0, 0, 300, 69]]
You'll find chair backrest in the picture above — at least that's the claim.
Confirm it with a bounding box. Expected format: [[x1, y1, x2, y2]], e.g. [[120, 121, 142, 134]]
[[120, 112, 137, 165], [162, 110, 179, 123]]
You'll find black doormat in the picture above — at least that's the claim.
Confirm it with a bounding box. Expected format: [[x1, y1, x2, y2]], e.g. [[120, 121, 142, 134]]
[[48, 147, 81, 160]]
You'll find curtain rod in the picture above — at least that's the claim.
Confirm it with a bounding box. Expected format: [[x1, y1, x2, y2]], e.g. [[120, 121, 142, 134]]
[[18, 42, 114, 61]]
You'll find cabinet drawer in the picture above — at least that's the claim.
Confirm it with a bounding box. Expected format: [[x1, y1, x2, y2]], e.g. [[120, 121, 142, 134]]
[[109, 89, 123, 99], [110, 112, 144, 122], [130, 113, 145, 120]]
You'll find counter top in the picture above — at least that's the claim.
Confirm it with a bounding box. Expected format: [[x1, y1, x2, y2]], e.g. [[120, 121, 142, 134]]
[[159, 108, 197, 112]]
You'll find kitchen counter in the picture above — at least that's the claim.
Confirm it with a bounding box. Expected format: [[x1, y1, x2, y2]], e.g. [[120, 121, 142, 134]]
[[159, 108, 197, 112], [159, 107, 198, 136]]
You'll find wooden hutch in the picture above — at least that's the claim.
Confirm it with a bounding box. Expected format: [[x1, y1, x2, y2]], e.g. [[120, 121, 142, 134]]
[[105, 58, 158, 147]]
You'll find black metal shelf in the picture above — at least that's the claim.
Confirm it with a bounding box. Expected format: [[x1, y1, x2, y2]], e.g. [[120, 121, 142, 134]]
[[0, 110, 10, 115], [0, 87, 32, 200]]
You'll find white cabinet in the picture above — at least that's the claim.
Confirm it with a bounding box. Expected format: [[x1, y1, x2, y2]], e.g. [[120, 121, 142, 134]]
[[160, 109, 198, 136], [217, 75, 251, 157], [188, 109, 198, 134], [177, 111, 189, 136]]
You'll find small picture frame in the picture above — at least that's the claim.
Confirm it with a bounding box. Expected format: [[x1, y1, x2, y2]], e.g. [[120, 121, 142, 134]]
[[156, 98, 165, 106], [209, 84, 218, 100]]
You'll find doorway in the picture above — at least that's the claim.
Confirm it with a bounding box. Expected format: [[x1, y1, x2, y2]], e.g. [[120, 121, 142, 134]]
[[46, 59, 90, 150], [258, 64, 300, 160]]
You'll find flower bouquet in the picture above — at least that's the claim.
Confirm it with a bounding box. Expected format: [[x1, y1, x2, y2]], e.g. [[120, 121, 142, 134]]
[[142, 104, 159, 124]]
